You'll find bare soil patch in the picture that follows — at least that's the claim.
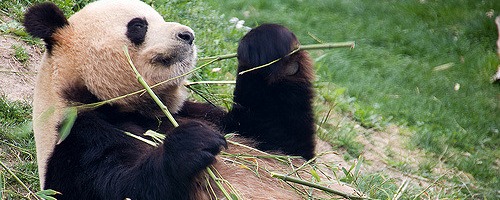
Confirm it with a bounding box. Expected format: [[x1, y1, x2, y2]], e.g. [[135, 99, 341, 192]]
[[0, 31, 42, 102]]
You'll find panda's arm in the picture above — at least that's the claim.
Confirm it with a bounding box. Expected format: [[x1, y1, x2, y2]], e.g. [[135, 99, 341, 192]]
[[222, 24, 316, 160], [177, 101, 228, 127], [45, 111, 226, 199]]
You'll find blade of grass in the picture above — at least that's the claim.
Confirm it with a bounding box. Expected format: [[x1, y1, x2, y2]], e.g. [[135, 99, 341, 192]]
[[412, 172, 446, 200], [392, 179, 409, 200], [0, 160, 40, 200]]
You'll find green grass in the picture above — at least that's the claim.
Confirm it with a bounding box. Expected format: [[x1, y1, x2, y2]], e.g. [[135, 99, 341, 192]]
[[11, 45, 29, 64], [0, 97, 37, 199], [1, 0, 499, 199]]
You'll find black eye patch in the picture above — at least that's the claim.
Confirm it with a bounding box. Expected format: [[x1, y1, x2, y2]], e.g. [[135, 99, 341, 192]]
[[126, 17, 148, 45]]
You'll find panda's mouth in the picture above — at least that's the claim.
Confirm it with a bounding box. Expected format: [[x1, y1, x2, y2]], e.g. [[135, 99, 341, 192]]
[[152, 55, 177, 67]]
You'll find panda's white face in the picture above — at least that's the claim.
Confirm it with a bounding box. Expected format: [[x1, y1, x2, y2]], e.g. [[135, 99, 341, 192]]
[[50, 0, 196, 115]]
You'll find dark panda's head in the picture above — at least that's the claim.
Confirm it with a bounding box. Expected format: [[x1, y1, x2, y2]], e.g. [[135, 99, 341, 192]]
[[236, 24, 313, 84], [24, 0, 196, 115]]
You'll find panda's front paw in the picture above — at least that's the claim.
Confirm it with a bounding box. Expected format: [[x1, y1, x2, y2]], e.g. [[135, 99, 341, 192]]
[[163, 121, 227, 179]]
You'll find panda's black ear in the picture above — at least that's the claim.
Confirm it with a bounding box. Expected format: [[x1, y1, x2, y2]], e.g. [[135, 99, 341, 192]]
[[23, 2, 68, 51]]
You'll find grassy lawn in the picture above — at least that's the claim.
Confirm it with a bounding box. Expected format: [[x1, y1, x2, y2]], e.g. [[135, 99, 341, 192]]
[[1, 0, 499, 199]]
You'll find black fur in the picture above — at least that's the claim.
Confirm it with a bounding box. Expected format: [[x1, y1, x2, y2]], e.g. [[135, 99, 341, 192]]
[[23, 2, 68, 53], [177, 31, 194, 45], [126, 18, 148, 46], [236, 24, 298, 74], [177, 101, 226, 127], [61, 84, 100, 104], [46, 105, 226, 200], [224, 24, 316, 160]]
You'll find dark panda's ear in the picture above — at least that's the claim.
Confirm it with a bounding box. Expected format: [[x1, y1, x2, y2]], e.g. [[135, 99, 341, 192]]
[[237, 24, 297, 73], [23, 2, 68, 52]]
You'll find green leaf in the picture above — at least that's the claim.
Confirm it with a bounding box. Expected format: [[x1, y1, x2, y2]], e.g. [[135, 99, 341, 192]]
[[230, 193, 239, 200], [36, 189, 60, 200], [36, 194, 57, 200], [58, 107, 78, 144], [341, 167, 349, 176], [36, 189, 60, 196], [354, 156, 363, 178], [310, 168, 321, 182], [144, 130, 166, 144]]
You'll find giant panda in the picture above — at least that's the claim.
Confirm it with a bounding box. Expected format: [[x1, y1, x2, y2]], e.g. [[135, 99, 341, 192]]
[[24, 0, 317, 199]]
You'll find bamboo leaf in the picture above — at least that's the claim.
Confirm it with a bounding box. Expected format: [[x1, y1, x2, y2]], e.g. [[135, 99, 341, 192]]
[[36, 189, 60, 200], [310, 168, 321, 182], [230, 193, 239, 200], [36, 194, 57, 200], [58, 107, 77, 144], [239, 164, 251, 170], [123, 131, 159, 147], [144, 130, 166, 144]]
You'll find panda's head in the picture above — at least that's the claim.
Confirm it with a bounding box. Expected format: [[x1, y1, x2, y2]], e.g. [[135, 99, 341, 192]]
[[24, 0, 196, 115]]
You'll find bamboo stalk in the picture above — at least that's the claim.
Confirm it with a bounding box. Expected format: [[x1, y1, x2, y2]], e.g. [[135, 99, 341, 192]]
[[207, 166, 235, 200], [198, 41, 355, 62], [270, 172, 366, 200], [75, 50, 223, 111], [238, 48, 300, 75], [123, 46, 179, 127], [184, 80, 236, 86], [238, 42, 354, 75], [122, 131, 159, 147], [299, 42, 355, 50], [227, 140, 272, 156], [148, 56, 221, 90], [198, 53, 237, 62], [123, 46, 233, 199], [76, 41, 354, 111]]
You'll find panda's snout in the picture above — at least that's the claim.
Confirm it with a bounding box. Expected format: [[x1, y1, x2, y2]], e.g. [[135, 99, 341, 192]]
[[177, 31, 194, 45]]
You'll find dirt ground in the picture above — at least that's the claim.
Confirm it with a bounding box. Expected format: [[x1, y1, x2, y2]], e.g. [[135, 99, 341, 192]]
[[0, 33, 41, 102]]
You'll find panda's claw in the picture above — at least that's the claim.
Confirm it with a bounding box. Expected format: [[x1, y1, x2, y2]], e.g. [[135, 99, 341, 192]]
[[163, 121, 226, 179]]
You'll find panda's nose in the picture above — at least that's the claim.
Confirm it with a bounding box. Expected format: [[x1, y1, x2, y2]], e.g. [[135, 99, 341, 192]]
[[177, 31, 194, 45]]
